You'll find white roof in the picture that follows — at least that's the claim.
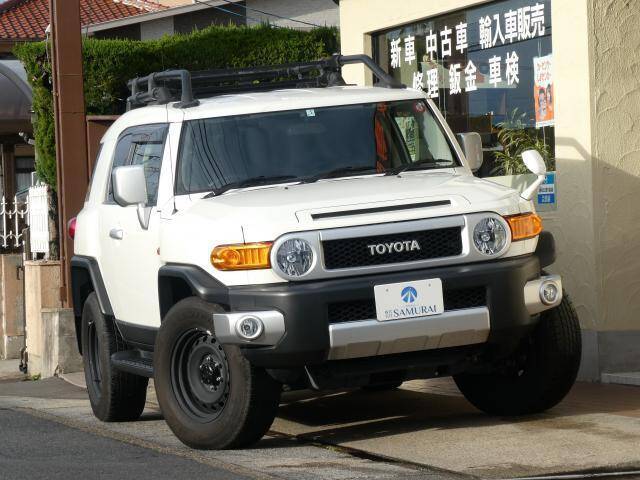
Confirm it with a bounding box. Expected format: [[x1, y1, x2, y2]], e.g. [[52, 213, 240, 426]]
[[104, 86, 424, 140], [182, 86, 424, 120]]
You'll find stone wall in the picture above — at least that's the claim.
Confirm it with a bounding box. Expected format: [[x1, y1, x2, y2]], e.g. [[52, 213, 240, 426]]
[[0, 254, 25, 359]]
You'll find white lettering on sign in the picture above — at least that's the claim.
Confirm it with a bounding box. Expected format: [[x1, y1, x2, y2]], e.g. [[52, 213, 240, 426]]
[[426, 67, 439, 98], [412, 71, 424, 90], [426, 29, 438, 60], [489, 55, 502, 87], [531, 3, 545, 36], [390, 37, 402, 69], [440, 26, 452, 58], [479, 15, 492, 49], [384, 3, 547, 93], [505, 51, 519, 85], [464, 60, 478, 92], [455, 21, 468, 53], [449, 63, 462, 94], [404, 35, 416, 65], [504, 9, 518, 43], [492, 13, 505, 46], [518, 6, 532, 40]]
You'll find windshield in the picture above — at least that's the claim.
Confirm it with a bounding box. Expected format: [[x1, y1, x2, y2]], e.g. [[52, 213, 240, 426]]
[[176, 99, 459, 195]]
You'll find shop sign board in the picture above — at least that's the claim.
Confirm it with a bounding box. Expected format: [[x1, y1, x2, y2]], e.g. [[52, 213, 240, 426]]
[[386, 2, 547, 99]]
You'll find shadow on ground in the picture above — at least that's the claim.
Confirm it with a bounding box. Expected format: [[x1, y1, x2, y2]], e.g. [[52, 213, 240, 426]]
[[277, 380, 640, 441]]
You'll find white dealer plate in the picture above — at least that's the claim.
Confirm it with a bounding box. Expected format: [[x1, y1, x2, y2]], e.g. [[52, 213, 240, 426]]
[[374, 279, 444, 321]]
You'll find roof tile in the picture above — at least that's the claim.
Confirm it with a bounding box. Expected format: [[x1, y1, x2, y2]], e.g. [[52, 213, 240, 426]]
[[0, 0, 166, 40]]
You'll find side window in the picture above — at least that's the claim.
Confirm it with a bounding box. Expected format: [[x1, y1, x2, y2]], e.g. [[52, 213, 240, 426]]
[[106, 124, 169, 205]]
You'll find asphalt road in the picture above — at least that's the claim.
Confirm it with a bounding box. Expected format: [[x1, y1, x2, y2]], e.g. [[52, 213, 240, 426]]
[[0, 378, 452, 480], [0, 409, 249, 480]]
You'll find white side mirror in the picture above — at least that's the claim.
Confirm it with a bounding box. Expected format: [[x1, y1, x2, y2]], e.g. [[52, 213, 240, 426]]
[[112, 165, 152, 229], [520, 150, 547, 201]]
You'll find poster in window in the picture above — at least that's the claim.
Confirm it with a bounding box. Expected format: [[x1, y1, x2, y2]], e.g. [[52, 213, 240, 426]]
[[534, 55, 554, 127]]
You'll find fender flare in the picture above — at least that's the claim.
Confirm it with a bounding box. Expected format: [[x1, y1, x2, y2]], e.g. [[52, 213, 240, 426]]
[[157, 264, 230, 320], [71, 256, 114, 318], [71, 256, 114, 353]]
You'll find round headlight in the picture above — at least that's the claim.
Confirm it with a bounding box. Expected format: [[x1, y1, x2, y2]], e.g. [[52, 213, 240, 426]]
[[276, 238, 314, 277], [473, 217, 508, 255]]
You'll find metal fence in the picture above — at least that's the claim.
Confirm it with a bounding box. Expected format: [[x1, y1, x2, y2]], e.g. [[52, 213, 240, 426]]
[[0, 194, 29, 250], [0, 184, 51, 258]]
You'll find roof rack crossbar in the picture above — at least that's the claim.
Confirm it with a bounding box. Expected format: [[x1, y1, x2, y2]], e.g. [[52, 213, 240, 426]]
[[125, 54, 405, 110], [336, 54, 405, 89]]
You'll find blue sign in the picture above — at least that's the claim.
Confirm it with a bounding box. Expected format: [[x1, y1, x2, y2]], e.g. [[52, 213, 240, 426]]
[[537, 172, 556, 205]]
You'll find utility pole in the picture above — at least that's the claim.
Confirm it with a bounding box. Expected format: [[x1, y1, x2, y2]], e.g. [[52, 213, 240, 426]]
[[49, 0, 89, 306]]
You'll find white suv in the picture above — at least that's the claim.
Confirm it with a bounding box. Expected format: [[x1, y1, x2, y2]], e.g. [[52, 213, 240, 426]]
[[71, 55, 581, 450]]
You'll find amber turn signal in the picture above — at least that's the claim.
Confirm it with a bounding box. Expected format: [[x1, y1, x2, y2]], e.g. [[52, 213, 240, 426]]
[[211, 242, 273, 270], [505, 213, 543, 241]]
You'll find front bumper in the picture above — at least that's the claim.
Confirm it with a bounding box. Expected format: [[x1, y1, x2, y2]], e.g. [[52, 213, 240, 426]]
[[210, 253, 553, 368]]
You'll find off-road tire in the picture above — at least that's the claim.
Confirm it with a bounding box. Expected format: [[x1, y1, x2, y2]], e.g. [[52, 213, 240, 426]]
[[81, 292, 148, 421], [454, 293, 581, 416], [154, 297, 282, 450]]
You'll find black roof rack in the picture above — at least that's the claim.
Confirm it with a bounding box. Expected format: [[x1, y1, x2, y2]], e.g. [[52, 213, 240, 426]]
[[126, 54, 405, 110]]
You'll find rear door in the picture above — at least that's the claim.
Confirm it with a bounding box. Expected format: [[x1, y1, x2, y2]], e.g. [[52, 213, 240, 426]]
[[97, 122, 169, 329]]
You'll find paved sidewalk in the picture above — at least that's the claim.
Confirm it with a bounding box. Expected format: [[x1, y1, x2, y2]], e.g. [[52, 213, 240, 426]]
[[0, 358, 24, 381], [61, 370, 640, 479]]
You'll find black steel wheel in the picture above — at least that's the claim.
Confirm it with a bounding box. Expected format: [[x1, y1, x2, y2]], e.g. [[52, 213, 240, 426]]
[[154, 297, 282, 449], [171, 329, 230, 422], [81, 292, 148, 422]]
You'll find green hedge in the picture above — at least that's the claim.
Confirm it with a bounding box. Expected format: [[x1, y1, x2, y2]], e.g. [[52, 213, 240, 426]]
[[14, 25, 339, 189]]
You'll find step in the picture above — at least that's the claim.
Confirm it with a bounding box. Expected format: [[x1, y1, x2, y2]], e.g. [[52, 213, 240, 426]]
[[111, 350, 154, 378], [601, 371, 640, 386]]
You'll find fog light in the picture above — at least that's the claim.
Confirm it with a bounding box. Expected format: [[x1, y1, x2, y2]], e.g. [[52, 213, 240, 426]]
[[235, 315, 264, 340], [540, 282, 559, 305]]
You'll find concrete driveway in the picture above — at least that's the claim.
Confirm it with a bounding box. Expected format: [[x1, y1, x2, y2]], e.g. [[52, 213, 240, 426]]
[[273, 379, 640, 478], [58, 372, 640, 479]]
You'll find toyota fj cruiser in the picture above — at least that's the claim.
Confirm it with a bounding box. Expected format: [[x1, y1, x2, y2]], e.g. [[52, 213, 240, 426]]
[[71, 55, 581, 450]]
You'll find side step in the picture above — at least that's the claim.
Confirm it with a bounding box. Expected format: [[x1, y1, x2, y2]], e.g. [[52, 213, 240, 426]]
[[111, 350, 154, 378]]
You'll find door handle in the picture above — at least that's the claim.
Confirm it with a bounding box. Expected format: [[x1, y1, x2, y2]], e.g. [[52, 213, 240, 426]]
[[109, 228, 124, 240]]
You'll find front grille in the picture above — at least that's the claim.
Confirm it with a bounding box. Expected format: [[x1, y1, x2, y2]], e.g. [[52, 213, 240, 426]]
[[322, 227, 462, 270], [327, 286, 486, 324]]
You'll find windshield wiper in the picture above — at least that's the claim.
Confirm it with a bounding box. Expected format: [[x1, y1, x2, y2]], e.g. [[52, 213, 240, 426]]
[[301, 166, 379, 184], [205, 175, 298, 197], [386, 159, 454, 175]]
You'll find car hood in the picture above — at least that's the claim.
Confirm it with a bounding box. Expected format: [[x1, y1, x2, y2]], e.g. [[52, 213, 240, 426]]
[[183, 171, 523, 241]]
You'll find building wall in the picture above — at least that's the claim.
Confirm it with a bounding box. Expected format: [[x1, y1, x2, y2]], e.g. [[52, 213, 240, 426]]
[[94, 23, 141, 40], [588, 0, 640, 372], [173, 2, 245, 33], [140, 16, 174, 40], [246, 0, 338, 28], [338, 0, 639, 379]]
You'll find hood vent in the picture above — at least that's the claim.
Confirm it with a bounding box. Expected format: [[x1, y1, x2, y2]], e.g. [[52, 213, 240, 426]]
[[311, 200, 451, 220]]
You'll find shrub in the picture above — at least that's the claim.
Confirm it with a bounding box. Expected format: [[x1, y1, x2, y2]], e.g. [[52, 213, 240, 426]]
[[14, 25, 339, 189]]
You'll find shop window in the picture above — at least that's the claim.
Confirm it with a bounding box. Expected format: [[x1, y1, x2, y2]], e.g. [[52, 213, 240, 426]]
[[373, 0, 554, 184]]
